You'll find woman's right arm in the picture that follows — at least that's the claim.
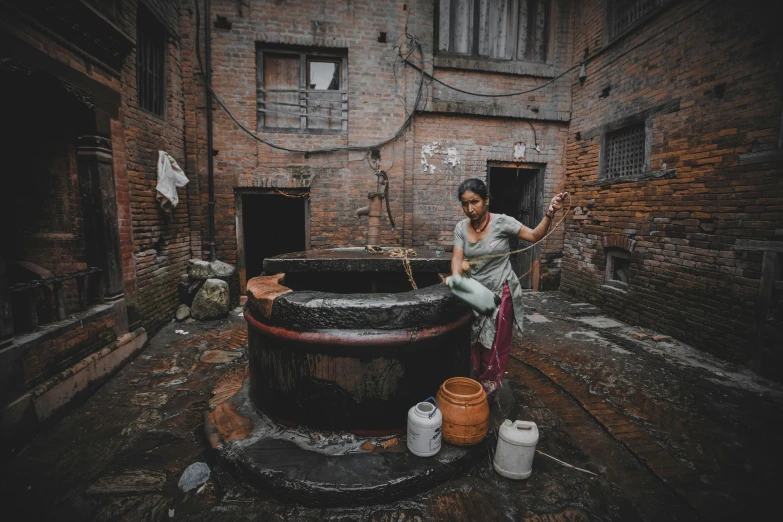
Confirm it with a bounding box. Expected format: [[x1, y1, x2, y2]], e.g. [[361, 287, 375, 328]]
[[451, 245, 465, 276]]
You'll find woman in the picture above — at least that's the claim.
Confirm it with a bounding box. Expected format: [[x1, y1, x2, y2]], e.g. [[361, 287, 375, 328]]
[[450, 178, 565, 398]]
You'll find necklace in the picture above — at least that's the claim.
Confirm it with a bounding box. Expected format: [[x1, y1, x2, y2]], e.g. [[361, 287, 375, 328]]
[[471, 212, 491, 234]]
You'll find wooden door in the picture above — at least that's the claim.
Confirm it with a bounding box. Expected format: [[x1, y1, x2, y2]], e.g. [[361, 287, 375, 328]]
[[487, 167, 541, 289]]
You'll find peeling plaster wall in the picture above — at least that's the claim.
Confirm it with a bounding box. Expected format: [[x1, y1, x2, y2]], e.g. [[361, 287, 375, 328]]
[[184, 0, 574, 276], [411, 114, 570, 288]]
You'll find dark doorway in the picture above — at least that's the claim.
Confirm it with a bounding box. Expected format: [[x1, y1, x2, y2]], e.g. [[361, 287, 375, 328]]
[[241, 192, 307, 282], [487, 166, 543, 289]]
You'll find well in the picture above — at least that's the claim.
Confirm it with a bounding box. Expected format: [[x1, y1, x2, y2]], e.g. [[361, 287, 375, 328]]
[[244, 247, 472, 434]]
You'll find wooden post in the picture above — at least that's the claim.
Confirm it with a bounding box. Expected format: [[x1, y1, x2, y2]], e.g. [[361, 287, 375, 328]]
[[53, 281, 66, 320], [76, 276, 87, 311]]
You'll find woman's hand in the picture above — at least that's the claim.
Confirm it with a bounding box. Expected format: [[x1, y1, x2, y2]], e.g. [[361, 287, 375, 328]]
[[547, 192, 567, 216]]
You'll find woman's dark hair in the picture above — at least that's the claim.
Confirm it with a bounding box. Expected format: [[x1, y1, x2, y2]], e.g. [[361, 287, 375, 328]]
[[457, 178, 489, 201]]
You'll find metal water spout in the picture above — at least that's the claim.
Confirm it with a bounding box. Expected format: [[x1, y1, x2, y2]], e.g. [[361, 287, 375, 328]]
[[355, 170, 395, 247]]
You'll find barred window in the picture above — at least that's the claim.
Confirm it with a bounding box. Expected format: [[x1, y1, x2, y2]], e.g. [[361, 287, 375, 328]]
[[438, 0, 553, 63], [606, 0, 663, 42], [257, 47, 347, 133], [136, 6, 166, 116], [605, 248, 631, 287], [601, 123, 647, 179]]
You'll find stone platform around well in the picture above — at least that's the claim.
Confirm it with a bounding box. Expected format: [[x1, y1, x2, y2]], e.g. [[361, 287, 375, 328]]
[[205, 376, 514, 507]]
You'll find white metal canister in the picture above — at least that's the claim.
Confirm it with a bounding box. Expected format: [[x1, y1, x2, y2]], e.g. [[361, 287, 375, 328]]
[[493, 419, 539, 479], [407, 397, 442, 457]]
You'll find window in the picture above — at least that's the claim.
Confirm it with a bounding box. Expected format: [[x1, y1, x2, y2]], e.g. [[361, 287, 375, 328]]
[[86, 0, 122, 24], [606, 0, 663, 43], [438, 0, 553, 63], [605, 249, 631, 287], [136, 6, 166, 116], [257, 47, 347, 133], [600, 122, 649, 179]]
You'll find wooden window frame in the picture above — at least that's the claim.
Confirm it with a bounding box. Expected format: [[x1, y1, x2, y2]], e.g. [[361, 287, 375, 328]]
[[256, 46, 348, 135], [136, 4, 167, 118], [604, 0, 667, 45], [599, 117, 652, 181], [435, 0, 557, 65]]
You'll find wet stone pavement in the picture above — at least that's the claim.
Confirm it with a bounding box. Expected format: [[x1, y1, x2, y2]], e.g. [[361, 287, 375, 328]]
[[3, 292, 782, 521]]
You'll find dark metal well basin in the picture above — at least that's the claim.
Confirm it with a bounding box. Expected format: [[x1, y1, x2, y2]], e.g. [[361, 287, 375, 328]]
[[245, 248, 471, 434]]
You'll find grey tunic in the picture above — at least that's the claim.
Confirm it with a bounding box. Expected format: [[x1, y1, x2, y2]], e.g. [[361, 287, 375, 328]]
[[453, 213, 526, 349]]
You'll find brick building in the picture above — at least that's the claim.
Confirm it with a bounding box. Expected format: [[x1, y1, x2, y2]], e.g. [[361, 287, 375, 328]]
[[561, 0, 783, 376], [189, 0, 573, 291], [1, 0, 781, 444], [1, 0, 190, 443], [188, 0, 780, 374]]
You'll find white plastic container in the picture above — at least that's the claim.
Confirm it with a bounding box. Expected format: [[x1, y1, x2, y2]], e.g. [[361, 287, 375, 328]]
[[493, 419, 539, 479], [407, 399, 442, 457]]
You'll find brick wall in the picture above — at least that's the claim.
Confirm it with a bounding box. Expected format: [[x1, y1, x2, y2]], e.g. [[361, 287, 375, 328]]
[[23, 309, 117, 387], [183, 0, 574, 289], [119, 0, 191, 334], [561, 0, 783, 361]]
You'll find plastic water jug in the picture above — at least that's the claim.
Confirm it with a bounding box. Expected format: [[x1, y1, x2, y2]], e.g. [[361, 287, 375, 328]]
[[493, 419, 538, 479], [407, 397, 442, 457]]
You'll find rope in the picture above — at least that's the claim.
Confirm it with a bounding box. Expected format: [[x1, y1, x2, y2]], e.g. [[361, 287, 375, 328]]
[[462, 193, 572, 292], [273, 188, 309, 198], [365, 246, 418, 290], [535, 449, 599, 477]]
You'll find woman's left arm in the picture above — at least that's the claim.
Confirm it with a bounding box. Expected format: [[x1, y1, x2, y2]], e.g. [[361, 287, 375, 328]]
[[516, 192, 567, 242]]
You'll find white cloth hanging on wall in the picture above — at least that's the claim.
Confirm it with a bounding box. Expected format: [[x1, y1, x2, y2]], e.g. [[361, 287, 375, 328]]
[[156, 151, 189, 211]]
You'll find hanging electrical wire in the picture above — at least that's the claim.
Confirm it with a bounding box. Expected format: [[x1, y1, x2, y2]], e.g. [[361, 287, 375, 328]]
[[403, 58, 581, 98], [194, 0, 426, 155]]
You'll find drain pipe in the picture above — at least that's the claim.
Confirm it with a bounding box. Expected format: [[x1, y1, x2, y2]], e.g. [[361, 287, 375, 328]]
[[205, 0, 216, 262]]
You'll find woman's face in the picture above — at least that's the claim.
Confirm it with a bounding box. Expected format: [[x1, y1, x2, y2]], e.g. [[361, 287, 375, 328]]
[[460, 190, 488, 221]]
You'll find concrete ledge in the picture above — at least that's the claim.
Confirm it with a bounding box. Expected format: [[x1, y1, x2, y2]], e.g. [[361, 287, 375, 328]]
[[1, 327, 147, 447], [32, 328, 147, 422]]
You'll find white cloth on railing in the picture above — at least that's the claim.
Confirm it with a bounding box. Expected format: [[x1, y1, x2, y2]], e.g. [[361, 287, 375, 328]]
[[156, 151, 189, 210]]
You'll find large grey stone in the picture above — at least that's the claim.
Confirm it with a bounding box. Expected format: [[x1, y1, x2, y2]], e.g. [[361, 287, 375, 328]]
[[210, 260, 236, 278], [188, 259, 213, 280], [175, 304, 190, 321], [191, 279, 230, 320]]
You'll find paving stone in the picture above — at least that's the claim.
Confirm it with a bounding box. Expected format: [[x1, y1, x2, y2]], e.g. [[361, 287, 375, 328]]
[[90, 495, 169, 521], [206, 400, 253, 445], [209, 366, 248, 408], [577, 316, 626, 329], [121, 409, 163, 436], [86, 470, 167, 495], [200, 350, 243, 364], [130, 392, 170, 408]]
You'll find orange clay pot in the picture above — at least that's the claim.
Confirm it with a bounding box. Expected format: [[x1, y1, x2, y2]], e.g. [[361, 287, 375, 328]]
[[436, 377, 489, 446]]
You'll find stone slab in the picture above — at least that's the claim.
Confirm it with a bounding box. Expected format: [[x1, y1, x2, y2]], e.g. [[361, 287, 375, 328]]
[[86, 470, 167, 495]]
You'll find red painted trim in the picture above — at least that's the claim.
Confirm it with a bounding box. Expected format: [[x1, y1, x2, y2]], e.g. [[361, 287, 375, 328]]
[[244, 309, 471, 347]]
